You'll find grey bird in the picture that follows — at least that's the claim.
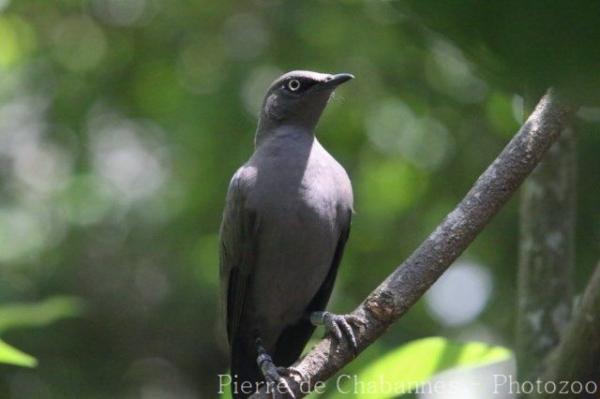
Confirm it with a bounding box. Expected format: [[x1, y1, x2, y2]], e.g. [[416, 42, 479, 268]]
[[219, 70, 361, 398]]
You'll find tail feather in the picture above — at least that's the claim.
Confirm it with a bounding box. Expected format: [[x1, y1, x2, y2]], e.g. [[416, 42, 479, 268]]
[[274, 319, 316, 367], [231, 340, 262, 399]]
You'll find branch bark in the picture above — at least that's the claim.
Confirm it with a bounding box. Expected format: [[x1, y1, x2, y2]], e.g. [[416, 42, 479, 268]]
[[516, 122, 577, 379], [250, 89, 573, 398], [534, 261, 600, 399]]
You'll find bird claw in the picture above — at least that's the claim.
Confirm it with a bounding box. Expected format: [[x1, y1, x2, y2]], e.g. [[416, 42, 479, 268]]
[[264, 368, 294, 399], [256, 340, 296, 398], [311, 311, 365, 356]]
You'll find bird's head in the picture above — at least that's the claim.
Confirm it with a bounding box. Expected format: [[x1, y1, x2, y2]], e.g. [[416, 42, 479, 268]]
[[258, 70, 354, 132]]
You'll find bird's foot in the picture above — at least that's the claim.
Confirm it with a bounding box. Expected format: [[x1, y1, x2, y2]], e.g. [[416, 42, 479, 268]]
[[310, 311, 366, 355], [256, 339, 295, 398]]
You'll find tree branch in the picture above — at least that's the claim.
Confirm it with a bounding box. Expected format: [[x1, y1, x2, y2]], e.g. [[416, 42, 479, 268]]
[[535, 261, 600, 399], [250, 89, 573, 398], [516, 122, 576, 379]]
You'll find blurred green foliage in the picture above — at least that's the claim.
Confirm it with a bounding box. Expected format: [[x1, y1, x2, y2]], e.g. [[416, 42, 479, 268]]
[[0, 296, 83, 368], [0, 296, 84, 333], [0, 0, 598, 398], [329, 337, 511, 399], [401, 0, 600, 102], [0, 296, 83, 367], [0, 340, 36, 368]]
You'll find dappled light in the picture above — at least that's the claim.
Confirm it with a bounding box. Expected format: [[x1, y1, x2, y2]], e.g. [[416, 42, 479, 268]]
[[425, 261, 493, 327], [365, 98, 453, 170]]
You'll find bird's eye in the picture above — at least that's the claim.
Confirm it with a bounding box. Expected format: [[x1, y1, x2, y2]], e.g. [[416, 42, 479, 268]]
[[287, 79, 301, 92]]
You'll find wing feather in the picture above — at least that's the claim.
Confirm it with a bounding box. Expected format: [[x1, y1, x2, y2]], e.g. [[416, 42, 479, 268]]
[[219, 167, 257, 346]]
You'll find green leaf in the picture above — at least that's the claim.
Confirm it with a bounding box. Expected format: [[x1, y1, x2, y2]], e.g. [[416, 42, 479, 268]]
[[0, 339, 37, 367], [331, 337, 511, 399], [0, 296, 85, 333]]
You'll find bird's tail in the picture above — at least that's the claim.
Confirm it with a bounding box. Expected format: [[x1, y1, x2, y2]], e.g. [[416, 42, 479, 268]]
[[230, 341, 263, 399]]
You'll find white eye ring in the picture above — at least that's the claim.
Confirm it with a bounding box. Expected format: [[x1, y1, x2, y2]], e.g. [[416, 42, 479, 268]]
[[287, 79, 301, 91]]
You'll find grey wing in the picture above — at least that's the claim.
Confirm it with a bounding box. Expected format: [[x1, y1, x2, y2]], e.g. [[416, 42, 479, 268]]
[[219, 167, 258, 346]]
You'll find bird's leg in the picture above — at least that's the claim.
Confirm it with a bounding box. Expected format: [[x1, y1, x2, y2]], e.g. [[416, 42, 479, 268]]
[[255, 338, 295, 398], [309, 311, 366, 355]]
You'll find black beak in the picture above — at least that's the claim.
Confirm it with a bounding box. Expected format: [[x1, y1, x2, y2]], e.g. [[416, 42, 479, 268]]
[[319, 73, 355, 90]]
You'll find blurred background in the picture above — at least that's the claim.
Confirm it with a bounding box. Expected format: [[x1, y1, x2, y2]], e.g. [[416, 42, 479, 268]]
[[0, 0, 598, 398]]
